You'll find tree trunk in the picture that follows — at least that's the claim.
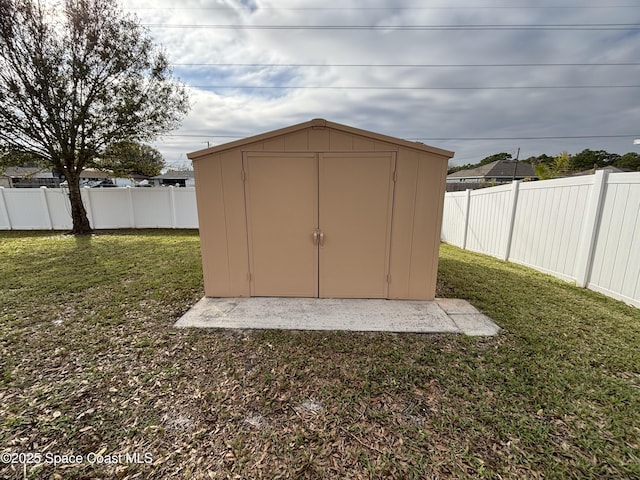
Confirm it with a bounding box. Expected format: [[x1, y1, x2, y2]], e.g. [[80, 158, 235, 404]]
[[66, 172, 93, 235]]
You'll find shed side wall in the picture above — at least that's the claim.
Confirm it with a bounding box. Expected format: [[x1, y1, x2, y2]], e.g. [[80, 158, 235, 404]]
[[192, 156, 230, 296], [409, 152, 447, 299], [388, 149, 420, 299], [193, 151, 250, 297], [387, 149, 448, 300], [422, 153, 449, 298]]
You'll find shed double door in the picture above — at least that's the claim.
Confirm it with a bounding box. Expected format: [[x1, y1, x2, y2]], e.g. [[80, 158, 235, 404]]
[[243, 152, 396, 298]]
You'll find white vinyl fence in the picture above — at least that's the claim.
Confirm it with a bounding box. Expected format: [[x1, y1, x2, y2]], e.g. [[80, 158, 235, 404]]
[[4, 175, 639, 308], [441, 171, 640, 308], [0, 186, 198, 230]]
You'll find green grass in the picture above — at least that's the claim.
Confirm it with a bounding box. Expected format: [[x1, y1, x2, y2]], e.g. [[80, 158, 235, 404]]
[[0, 231, 638, 479]]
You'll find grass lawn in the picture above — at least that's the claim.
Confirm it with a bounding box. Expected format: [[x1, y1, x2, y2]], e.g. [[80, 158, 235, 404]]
[[1, 230, 639, 479]]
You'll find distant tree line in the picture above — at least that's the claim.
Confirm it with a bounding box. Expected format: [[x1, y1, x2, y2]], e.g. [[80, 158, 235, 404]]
[[448, 150, 640, 179]]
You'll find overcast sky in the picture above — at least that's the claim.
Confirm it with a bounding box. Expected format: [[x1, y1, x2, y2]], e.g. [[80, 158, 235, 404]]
[[120, 0, 640, 169]]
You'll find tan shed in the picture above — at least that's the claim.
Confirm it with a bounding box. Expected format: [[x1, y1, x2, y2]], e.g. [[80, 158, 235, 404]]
[[188, 119, 454, 300]]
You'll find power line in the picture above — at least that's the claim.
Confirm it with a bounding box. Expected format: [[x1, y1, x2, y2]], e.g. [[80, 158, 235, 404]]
[[132, 6, 640, 11], [173, 62, 640, 68], [161, 133, 639, 141], [144, 23, 640, 31], [413, 135, 639, 141], [188, 84, 640, 91]]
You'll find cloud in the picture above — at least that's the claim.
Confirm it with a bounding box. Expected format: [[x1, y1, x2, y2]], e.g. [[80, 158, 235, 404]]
[[122, 0, 640, 167]]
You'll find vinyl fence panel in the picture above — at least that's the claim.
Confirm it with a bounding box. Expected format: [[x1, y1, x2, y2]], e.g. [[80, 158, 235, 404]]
[[465, 184, 514, 259], [0, 186, 198, 231], [1, 187, 52, 229], [130, 188, 174, 228], [509, 176, 592, 282], [0, 188, 12, 229], [441, 191, 468, 247], [441, 172, 640, 308], [83, 187, 132, 229], [44, 188, 74, 230], [588, 173, 640, 306], [172, 188, 199, 228]]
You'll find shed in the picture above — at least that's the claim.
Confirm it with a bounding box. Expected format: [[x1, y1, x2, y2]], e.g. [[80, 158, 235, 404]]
[[188, 119, 454, 300]]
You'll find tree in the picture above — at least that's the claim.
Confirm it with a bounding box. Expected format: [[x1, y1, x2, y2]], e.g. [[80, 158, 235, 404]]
[[554, 151, 571, 176], [569, 149, 620, 171], [447, 152, 513, 174], [478, 152, 512, 166], [534, 151, 571, 180], [97, 142, 165, 177], [0, 0, 189, 234], [614, 152, 640, 171], [524, 153, 554, 167]]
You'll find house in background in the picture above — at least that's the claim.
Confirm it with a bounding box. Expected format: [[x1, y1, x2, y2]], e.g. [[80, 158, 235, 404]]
[[2, 167, 139, 188], [0, 166, 61, 188], [153, 170, 195, 187], [446, 159, 537, 191], [569, 165, 635, 177]]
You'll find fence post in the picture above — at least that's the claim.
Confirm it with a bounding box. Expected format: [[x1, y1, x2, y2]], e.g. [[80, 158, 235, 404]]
[[462, 188, 471, 249], [169, 186, 177, 228], [574, 170, 608, 287], [126, 186, 136, 228], [39, 186, 53, 230], [0, 187, 12, 230], [503, 180, 520, 261]]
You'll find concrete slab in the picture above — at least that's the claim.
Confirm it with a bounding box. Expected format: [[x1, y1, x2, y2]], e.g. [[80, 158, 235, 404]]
[[175, 297, 500, 336], [436, 297, 482, 315], [449, 314, 501, 337]]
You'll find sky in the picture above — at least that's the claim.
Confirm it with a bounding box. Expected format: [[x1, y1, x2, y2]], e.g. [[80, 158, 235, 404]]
[[119, 0, 640, 169]]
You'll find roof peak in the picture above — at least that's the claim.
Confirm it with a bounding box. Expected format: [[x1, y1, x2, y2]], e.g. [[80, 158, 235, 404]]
[[188, 118, 454, 160]]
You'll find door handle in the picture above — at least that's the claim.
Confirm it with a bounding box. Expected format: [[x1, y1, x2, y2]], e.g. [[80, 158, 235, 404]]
[[312, 229, 324, 246]]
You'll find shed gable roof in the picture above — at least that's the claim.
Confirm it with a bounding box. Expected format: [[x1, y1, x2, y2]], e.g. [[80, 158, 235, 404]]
[[187, 118, 454, 160]]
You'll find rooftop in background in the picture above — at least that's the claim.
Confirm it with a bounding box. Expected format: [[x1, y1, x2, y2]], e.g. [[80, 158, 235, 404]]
[[447, 159, 537, 182], [153, 170, 195, 180], [153, 170, 195, 187], [570, 165, 636, 177], [2, 166, 54, 178]]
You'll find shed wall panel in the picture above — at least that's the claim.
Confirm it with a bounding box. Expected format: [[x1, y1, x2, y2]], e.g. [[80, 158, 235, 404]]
[[309, 129, 330, 150], [430, 152, 449, 289], [220, 152, 251, 296], [193, 156, 231, 296], [284, 130, 309, 150], [263, 137, 285, 151], [353, 137, 375, 150], [388, 150, 420, 299], [408, 152, 447, 299], [329, 131, 354, 150]]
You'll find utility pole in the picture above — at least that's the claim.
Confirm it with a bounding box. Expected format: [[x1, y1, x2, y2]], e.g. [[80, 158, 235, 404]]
[[512, 147, 520, 181]]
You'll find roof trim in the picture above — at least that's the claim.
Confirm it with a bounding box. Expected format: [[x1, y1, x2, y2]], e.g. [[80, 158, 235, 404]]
[[187, 118, 454, 160]]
